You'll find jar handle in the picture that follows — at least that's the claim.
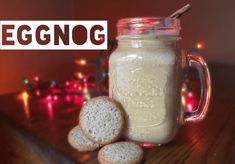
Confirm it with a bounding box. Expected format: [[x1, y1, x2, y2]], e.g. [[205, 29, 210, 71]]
[[183, 53, 211, 123]]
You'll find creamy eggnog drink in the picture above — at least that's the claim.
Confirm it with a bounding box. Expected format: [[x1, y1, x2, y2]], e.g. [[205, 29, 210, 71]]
[[109, 17, 211, 145], [110, 39, 181, 144]]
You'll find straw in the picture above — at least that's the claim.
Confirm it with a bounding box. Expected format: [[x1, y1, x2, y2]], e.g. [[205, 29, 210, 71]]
[[170, 4, 191, 18]]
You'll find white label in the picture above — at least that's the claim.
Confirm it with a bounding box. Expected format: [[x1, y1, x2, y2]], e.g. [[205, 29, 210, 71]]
[[0, 21, 107, 50]]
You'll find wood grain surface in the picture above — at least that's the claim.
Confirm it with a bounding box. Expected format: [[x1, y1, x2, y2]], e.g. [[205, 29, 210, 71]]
[[0, 64, 234, 164]]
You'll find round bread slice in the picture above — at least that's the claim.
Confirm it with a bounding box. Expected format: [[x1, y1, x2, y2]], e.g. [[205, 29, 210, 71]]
[[67, 125, 100, 152], [79, 96, 125, 145], [98, 141, 143, 164]]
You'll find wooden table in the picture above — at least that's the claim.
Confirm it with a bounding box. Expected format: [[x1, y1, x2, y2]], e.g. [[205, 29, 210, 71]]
[[0, 64, 235, 164]]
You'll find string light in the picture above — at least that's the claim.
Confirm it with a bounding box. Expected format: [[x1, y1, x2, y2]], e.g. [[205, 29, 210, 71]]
[[75, 59, 87, 65], [65, 95, 72, 102], [47, 101, 54, 120], [77, 72, 83, 79], [46, 95, 52, 101], [53, 95, 58, 101], [36, 90, 41, 96], [188, 91, 193, 98], [181, 95, 186, 108], [20, 91, 30, 120], [22, 91, 30, 106], [65, 81, 70, 86], [22, 76, 94, 106], [187, 103, 193, 112], [33, 76, 39, 82], [181, 87, 187, 92], [24, 79, 29, 84], [78, 86, 83, 91], [196, 43, 203, 49]]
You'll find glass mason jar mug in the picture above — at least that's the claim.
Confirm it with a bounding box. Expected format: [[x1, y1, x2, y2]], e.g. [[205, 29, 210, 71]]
[[109, 17, 211, 146]]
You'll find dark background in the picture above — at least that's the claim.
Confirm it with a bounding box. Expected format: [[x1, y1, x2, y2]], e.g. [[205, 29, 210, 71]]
[[0, 0, 234, 94]]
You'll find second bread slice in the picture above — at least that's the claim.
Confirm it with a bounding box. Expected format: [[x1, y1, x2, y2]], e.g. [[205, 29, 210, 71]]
[[79, 96, 125, 145]]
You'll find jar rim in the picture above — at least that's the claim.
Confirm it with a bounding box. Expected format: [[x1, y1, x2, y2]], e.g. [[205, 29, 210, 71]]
[[117, 17, 181, 36]]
